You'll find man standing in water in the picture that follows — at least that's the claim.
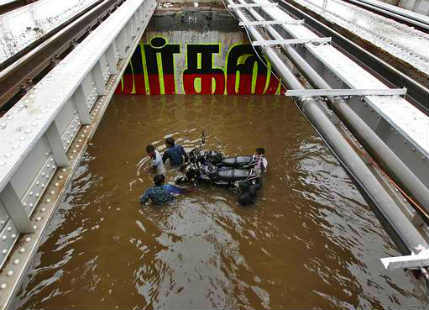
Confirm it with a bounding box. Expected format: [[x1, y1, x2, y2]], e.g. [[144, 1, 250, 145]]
[[140, 174, 186, 205], [146, 144, 166, 176], [253, 147, 268, 176], [238, 148, 268, 206], [162, 137, 188, 167]]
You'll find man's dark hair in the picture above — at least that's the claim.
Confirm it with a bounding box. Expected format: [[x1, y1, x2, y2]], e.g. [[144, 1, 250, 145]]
[[165, 137, 175, 147], [256, 147, 265, 155], [146, 144, 155, 153], [154, 174, 165, 186]]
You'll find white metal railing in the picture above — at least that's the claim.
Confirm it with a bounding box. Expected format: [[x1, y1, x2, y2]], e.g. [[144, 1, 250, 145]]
[[0, 0, 15, 5], [0, 0, 156, 306], [0, 0, 100, 63]]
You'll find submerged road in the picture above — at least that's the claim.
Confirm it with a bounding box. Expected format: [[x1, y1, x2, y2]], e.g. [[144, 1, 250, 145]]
[[13, 96, 429, 309]]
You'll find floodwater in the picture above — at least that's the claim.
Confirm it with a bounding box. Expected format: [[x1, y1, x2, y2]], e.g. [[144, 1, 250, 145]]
[[14, 96, 429, 309]]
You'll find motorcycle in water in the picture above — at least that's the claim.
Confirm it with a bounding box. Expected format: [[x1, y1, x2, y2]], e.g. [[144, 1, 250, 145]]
[[201, 150, 258, 170], [176, 147, 263, 205]]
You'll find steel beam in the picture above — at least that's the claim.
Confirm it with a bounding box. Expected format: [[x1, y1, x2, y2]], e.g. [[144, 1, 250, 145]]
[[286, 88, 407, 97], [72, 88, 92, 125], [0, 184, 33, 234], [45, 123, 70, 167], [252, 37, 331, 46], [91, 61, 107, 95], [105, 44, 119, 74], [228, 2, 278, 8], [239, 19, 304, 26]]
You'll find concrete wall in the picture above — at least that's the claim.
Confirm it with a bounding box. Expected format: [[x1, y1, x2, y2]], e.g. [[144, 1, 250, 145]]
[[115, 5, 284, 95]]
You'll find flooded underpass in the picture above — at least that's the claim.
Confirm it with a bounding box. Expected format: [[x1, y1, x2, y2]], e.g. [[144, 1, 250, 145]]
[[12, 95, 429, 309]]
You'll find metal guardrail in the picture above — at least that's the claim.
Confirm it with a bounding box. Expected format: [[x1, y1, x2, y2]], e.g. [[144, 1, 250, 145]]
[[0, 0, 37, 15], [0, 0, 156, 307], [0, 0, 124, 110], [0, 0, 100, 67]]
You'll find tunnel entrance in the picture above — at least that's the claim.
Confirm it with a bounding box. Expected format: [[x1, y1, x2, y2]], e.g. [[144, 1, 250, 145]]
[[115, 4, 285, 95]]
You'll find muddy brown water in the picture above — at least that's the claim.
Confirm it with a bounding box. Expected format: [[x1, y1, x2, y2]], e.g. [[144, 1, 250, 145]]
[[14, 95, 429, 309]]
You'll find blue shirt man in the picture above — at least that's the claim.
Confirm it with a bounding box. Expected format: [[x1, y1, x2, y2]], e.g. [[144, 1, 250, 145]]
[[140, 174, 185, 205], [162, 137, 188, 167]]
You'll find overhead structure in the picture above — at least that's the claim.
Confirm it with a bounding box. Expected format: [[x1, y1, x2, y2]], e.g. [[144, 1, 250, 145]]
[[224, 0, 429, 274], [282, 0, 429, 98]]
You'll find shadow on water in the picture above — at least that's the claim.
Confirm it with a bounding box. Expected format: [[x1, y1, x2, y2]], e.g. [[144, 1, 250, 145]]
[[13, 95, 429, 309]]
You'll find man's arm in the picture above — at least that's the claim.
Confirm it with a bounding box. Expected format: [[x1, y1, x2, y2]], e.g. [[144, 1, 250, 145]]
[[164, 184, 188, 194], [151, 157, 158, 168], [262, 158, 268, 170], [162, 150, 169, 163], [152, 151, 162, 168], [180, 145, 188, 162], [140, 189, 151, 204]]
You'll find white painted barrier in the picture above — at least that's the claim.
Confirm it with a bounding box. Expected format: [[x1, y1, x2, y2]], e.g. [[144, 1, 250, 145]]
[[0, 0, 156, 307], [0, 0, 100, 63]]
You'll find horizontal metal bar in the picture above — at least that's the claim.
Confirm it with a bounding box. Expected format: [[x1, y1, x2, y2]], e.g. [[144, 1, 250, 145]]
[[285, 88, 407, 97], [239, 19, 304, 26], [228, 3, 278, 8], [381, 248, 429, 270], [252, 37, 331, 46]]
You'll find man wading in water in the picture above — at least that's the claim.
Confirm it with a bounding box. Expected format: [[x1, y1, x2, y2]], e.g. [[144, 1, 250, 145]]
[[238, 148, 268, 206], [146, 144, 166, 176], [140, 174, 187, 205], [162, 137, 188, 168]]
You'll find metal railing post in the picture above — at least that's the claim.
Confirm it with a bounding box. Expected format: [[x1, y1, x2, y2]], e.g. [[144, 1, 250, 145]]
[[72, 88, 92, 125], [46, 123, 70, 167], [0, 184, 34, 233]]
